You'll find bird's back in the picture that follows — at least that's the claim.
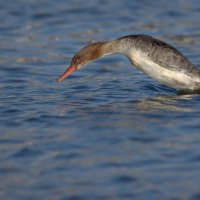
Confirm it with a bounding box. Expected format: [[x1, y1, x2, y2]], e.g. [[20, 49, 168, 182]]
[[119, 35, 200, 77]]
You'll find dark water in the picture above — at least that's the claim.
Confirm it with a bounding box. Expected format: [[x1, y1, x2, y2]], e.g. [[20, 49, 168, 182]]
[[1, 0, 200, 199]]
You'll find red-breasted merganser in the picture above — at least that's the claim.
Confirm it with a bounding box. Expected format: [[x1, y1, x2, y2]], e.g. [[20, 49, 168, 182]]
[[57, 35, 200, 92]]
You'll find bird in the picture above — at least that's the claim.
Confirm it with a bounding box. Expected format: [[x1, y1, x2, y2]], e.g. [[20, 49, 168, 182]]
[[57, 34, 200, 93]]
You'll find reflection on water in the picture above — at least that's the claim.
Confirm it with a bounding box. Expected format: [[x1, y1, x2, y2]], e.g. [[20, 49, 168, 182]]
[[1, 0, 200, 199], [136, 94, 194, 112]]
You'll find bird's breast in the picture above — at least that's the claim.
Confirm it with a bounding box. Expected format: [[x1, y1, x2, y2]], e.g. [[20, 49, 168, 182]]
[[128, 49, 200, 90]]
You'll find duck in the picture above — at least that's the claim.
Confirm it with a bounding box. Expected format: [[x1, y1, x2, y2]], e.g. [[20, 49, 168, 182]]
[[57, 34, 200, 92]]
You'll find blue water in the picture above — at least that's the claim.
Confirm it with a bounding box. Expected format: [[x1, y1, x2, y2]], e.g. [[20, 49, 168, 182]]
[[1, 0, 200, 199]]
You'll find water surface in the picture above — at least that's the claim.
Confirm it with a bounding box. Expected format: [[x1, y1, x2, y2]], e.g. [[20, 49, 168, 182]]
[[1, 0, 200, 199]]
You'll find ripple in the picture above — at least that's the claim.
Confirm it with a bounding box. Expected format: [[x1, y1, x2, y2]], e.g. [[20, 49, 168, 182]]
[[12, 147, 42, 158], [32, 12, 55, 20], [0, 164, 21, 174], [113, 175, 137, 184], [65, 195, 87, 200], [189, 155, 200, 162], [54, 152, 80, 160], [3, 109, 19, 114], [129, 136, 158, 143], [192, 193, 200, 200], [16, 57, 46, 63]]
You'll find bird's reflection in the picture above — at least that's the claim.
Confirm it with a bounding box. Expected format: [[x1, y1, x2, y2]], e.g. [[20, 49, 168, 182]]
[[135, 94, 196, 112]]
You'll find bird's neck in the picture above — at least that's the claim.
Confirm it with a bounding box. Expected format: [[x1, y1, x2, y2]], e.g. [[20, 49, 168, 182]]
[[101, 38, 131, 57]]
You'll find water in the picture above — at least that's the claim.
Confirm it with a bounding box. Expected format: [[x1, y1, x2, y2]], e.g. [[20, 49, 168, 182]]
[[1, 0, 200, 199]]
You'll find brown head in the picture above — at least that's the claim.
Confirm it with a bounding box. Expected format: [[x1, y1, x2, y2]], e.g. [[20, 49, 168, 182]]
[[57, 42, 106, 82]]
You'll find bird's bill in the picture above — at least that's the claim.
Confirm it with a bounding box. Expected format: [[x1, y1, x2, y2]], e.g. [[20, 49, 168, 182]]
[[57, 66, 77, 82]]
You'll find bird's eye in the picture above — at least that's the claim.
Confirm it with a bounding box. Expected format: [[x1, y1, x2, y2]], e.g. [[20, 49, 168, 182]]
[[73, 57, 80, 64]]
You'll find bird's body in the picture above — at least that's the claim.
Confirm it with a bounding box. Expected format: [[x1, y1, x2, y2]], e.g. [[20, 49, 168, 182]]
[[57, 35, 200, 92]]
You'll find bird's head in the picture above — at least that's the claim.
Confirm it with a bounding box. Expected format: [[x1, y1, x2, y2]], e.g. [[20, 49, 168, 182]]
[[57, 42, 105, 82]]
